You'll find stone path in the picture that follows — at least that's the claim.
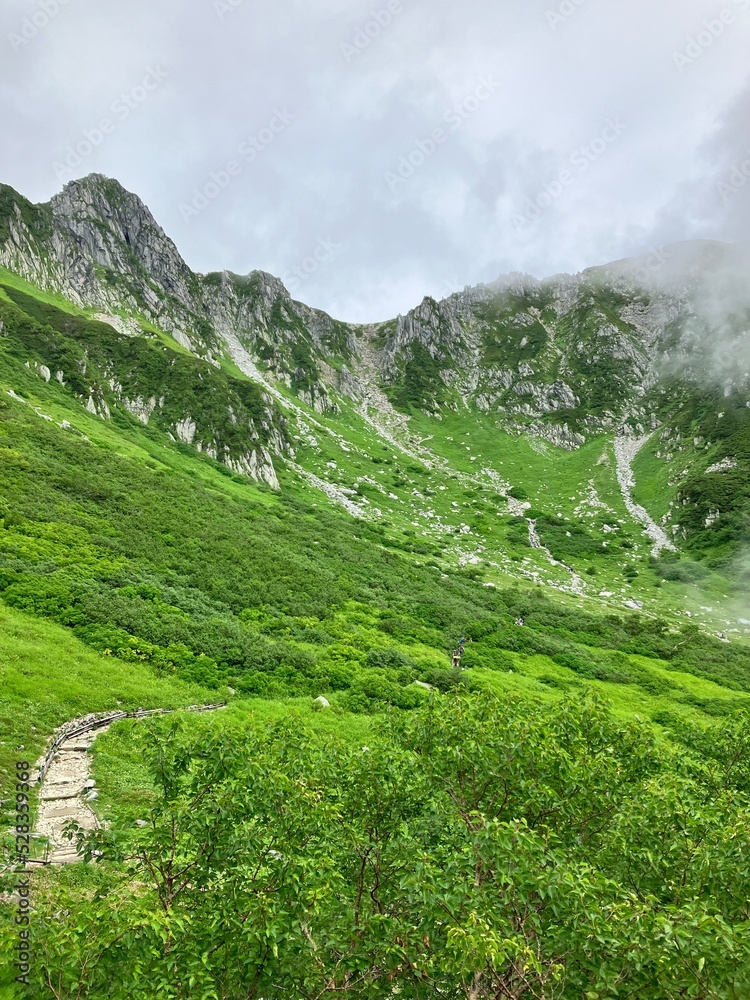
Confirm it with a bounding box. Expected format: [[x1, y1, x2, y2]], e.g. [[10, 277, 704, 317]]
[[35, 727, 106, 865], [31, 705, 225, 866]]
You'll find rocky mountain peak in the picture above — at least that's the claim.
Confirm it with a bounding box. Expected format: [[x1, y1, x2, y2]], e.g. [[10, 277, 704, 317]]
[[50, 173, 198, 309], [52, 173, 150, 223], [2, 174, 749, 453]]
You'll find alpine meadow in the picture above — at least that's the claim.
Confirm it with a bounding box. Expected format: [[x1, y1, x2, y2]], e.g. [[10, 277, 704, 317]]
[[1, 167, 750, 999]]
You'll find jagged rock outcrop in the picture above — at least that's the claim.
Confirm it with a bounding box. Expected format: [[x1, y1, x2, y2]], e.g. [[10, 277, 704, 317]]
[[0, 176, 211, 355], [1, 176, 748, 471], [373, 243, 749, 453]]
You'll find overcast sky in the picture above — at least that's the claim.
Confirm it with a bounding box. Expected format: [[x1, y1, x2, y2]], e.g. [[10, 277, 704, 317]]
[[1, 0, 749, 322]]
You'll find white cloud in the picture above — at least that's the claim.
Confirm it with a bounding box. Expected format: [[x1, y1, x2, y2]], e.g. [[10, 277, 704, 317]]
[[0, 0, 748, 321]]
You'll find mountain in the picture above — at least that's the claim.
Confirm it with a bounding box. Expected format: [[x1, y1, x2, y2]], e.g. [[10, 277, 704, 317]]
[[1, 174, 749, 619], [4, 175, 750, 997]]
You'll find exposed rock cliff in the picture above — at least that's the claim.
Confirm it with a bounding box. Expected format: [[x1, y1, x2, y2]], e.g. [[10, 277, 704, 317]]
[[1, 175, 748, 520]]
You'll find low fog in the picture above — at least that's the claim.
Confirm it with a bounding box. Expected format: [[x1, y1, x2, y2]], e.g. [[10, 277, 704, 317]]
[[1, 0, 749, 321]]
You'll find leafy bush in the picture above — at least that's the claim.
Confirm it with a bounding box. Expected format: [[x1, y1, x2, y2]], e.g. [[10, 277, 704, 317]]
[[16, 695, 750, 998], [652, 556, 711, 583]]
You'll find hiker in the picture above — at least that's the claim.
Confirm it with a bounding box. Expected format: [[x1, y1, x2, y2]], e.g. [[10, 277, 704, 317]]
[[451, 636, 471, 669]]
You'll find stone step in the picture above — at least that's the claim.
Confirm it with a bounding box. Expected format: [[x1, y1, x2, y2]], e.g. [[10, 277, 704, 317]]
[[40, 787, 84, 801], [49, 851, 82, 865]]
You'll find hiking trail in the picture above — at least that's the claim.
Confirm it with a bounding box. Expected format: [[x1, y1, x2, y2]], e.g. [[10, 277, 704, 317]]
[[30, 704, 225, 866]]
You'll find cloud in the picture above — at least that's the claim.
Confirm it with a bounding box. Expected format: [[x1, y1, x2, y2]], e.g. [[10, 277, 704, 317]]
[[1, 0, 749, 321]]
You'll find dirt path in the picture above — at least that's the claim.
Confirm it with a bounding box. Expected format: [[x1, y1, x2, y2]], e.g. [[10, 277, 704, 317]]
[[31, 705, 225, 866]]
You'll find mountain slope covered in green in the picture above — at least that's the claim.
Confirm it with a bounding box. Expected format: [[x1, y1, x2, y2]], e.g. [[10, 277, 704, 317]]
[[1, 176, 750, 998]]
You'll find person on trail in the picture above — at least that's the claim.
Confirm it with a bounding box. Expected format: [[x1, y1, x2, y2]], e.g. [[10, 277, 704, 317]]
[[451, 637, 471, 669]]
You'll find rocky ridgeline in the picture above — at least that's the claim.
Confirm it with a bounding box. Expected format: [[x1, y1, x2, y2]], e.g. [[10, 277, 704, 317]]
[[1, 175, 748, 491], [0, 176, 211, 355]]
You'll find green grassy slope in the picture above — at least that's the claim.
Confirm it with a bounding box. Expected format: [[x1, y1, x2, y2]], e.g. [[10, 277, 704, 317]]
[[0, 275, 746, 818], [0, 275, 748, 726], [0, 341, 748, 744], [287, 392, 740, 629], [2, 271, 750, 996], [0, 605, 219, 996], [0, 606, 217, 824], [0, 280, 288, 466]]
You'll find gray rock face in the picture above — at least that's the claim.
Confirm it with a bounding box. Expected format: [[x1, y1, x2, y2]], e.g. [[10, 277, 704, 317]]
[[2, 176, 748, 467], [197, 269, 356, 416], [368, 244, 750, 448], [1, 176, 208, 353], [50, 178, 193, 301]]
